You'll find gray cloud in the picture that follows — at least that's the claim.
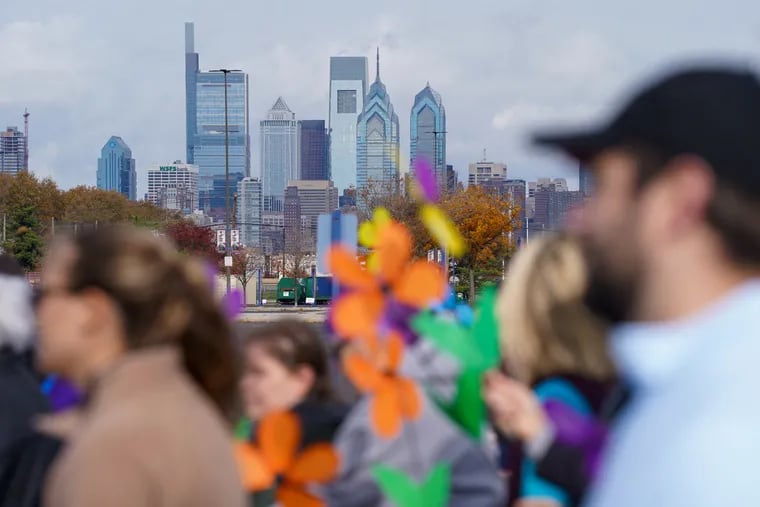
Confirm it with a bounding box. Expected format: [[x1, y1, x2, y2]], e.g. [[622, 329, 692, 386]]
[[2, 0, 759, 196]]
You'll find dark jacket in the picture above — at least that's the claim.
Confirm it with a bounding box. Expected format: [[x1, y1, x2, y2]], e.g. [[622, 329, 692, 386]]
[[0, 348, 49, 455], [0, 348, 56, 507]]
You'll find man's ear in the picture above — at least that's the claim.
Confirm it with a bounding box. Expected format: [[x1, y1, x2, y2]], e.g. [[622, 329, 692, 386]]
[[660, 155, 715, 235]]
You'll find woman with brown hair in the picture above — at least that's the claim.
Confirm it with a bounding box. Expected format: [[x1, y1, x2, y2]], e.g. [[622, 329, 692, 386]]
[[484, 235, 616, 507], [36, 226, 245, 507]]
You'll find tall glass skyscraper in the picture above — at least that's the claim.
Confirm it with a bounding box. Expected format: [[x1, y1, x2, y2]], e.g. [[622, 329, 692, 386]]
[[237, 177, 262, 248], [97, 136, 136, 200], [328, 56, 368, 194], [261, 97, 299, 212], [356, 50, 400, 193], [185, 22, 250, 221], [410, 83, 446, 189], [299, 120, 330, 181]]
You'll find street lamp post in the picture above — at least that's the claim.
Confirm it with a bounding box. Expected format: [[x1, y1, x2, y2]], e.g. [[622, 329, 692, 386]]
[[210, 68, 241, 294], [426, 128, 448, 284]]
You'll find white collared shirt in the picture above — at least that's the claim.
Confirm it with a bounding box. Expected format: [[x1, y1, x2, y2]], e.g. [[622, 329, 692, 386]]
[[586, 280, 760, 507]]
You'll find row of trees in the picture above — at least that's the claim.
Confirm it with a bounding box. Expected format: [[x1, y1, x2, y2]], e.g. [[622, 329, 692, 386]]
[[357, 178, 520, 299], [1, 172, 521, 299], [0, 172, 179, 270]]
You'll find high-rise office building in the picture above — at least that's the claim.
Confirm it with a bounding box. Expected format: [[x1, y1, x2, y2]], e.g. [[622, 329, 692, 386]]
[[147, 162, 199, 214], [446, 164, 458, 193], [97, 136, 136, 200], [579, 163, 594, 197], [185, 22, 250, 220], [328, 56, 368, 194], [283, 186, 302, 252], [236, 177, 262, 248], [287, 180, 339, 233], [299, 120, 330, 181], [261, 97, 299, 213], [504, 179, 527, 245], [357, 50, 400, 194], [468, 160, 507, 186], [0, 127, 27, 174], [410, 83, 446, 188], [530, 178, 581, 234]]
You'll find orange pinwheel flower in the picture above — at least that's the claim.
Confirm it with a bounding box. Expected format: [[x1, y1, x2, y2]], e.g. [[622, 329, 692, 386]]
[[329, 220, 445, 341], [342, 331, 422, 438], [234, 411, 339, 507]]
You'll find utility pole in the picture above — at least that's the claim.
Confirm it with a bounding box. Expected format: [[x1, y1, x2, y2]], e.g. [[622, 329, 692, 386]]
[[210, 68, 241, 295]]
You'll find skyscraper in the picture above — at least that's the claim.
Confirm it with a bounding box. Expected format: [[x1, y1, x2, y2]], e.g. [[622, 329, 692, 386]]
[[97, 136, 136, 200], [287, 180, 339, 234], [147, 162, 199, 214], [579, 163, 594, 197], [328, 56, 368, 194], [504, 179, 527, 245], [185, 22, 250, 220], [261, 97, 299, 212], [236, 177, 262, 248], [410, 83, 446, 188], [283, 186, 302, 252], [299, 120, 330, 181], [468, 160, 507, 186], [0, 126, 27, 174], [446, 164, 459, 193], [356, 49, 400, 194]]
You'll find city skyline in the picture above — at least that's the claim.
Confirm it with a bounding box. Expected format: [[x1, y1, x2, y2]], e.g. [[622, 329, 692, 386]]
[[2, 0, 759, 199]]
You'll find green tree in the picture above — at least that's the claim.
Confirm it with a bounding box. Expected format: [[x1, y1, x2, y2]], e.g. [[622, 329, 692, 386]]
[[3, 205, 44, 271]]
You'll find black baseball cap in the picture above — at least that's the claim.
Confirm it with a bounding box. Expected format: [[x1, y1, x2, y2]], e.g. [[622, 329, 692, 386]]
[[534, 66, 760, 192]]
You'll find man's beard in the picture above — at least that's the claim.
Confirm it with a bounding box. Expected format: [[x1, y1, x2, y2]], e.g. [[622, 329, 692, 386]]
[[582, 243, 640, 325]]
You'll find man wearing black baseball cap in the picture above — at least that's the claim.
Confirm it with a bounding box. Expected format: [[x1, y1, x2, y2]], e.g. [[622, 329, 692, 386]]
[[535, 66, 760, 505]]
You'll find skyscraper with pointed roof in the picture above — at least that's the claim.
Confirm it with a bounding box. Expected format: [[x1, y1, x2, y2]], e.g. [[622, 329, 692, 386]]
[[97, 136, 136, 200], [410, 83, 447, 189], [261, 97, 300, 212], [356, 49, 400, 196]]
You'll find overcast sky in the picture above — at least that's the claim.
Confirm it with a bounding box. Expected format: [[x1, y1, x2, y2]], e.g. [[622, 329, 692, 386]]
[[2, 0, 759, 198]]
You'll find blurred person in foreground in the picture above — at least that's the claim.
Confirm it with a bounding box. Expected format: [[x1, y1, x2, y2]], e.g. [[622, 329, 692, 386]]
[[0, 254, 47, 455], [531, 65, 760, 506], [36, 226, 245, 507], [239, 320, 349, 506], [484, 235, 615, 507], [0, 254, 60, 507]]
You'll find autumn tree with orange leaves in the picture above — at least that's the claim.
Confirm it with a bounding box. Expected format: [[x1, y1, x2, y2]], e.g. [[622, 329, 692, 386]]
[[357, 181, 519, 299], [441, 185, 518, 300]]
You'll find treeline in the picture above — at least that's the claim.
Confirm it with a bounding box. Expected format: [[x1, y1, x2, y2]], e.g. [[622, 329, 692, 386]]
[[0, 172, 181, 270]]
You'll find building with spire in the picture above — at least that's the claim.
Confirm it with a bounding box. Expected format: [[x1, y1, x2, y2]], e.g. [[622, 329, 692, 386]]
[[410, 83, 446, 189], [356, 49, 400, 196], [184, 22, 250, 220], [261, 97, 300, 212]]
